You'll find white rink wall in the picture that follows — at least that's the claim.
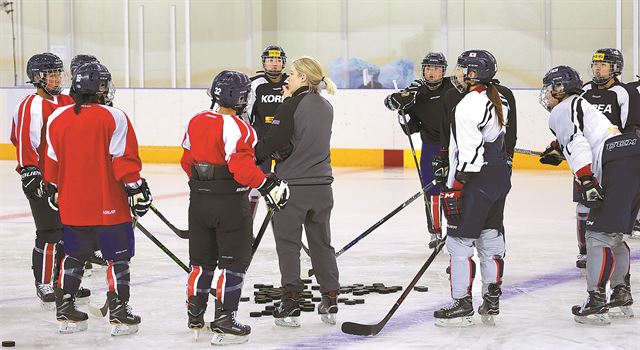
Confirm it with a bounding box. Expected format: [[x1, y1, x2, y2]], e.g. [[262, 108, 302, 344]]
[[0, 87, 551, 153]]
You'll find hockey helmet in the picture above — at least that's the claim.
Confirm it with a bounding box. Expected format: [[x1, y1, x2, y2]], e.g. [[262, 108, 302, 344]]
[[26, 52, 65, 95], [208, 70, 251, 115], [261, 45, 287, 78], [72, 62, 112, 97], [421, 52, 447, 86], [539, 65, 583, 111], [590, 48, 623, 85], [70, 54, 100, 77], [451, 50, 497, 92]]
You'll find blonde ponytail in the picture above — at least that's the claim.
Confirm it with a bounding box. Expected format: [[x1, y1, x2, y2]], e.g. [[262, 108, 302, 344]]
[[292, 56, 337, 95]]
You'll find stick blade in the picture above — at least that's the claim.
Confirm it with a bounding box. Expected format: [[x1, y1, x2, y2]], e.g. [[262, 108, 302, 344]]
[[341, 321, 381, 336]]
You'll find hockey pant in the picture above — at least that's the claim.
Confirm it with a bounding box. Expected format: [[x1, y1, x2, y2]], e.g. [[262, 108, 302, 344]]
[[585, 231, 630, 291], [420, 143, 444, 233], [446, 229, 505, 299], [576, 203, 589, 255]]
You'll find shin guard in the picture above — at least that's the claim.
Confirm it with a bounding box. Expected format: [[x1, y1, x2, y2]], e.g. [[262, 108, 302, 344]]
[[57, 255, 85, 295], [214, 266, 246, 311], [106, 260, 131, 302]]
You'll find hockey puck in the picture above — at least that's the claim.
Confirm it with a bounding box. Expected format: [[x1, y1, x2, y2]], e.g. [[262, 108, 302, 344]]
[[339, 288, 352, 294], [413, 286, 429, 292], [344, 300, 357, 305], [311, 285, 320, 290], [352, 290, 366, 296], [249, 312, 263, 318], [311, 297, 321, 302], [240, 297, 250, 302], [2, 341, 15, 347], [337, 297, 348, 303], [301, 306, 315, 312], [261, 310, 273, 316], [302, 279, 313, 284], [372, 283, 385, 287], [253, 284, 264, 289], [354, 298, 365, 304], [391, 286, 403, 291]]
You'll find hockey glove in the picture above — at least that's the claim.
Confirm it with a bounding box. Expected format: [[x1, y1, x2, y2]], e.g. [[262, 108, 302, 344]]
[[46, 183, 58, 211], [576, 166, 604, 209], [124, 178, 153, 217], [384, 91, 417, 112], [20, 166, 45, 200], [258, 173, 289, 211], [271, 143, 294, 162], [539, 140, 564, 166], [432, 148, 449, 186], [406, 79, 428, 92], [440, 180, 464, 226]]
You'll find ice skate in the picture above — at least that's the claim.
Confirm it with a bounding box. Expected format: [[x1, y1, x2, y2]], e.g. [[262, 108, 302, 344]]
[[36, 281, 55, 311], [108, 292, 141, 336], [576, 254, 586, 269], [56, 289, 88, 333], [209, 310, 250, 345], [631, 220, 640, 239], [608, 275, 634, 318], [478, 283, 502, 326], [75, 287, 91, 305], [273, 291, 301, 328], [89, 250, 107, 267], [572, 289, 610, 325], [187, 295, 206, 340], [434, 296, 474, 327], [317, 291, 338, 325]]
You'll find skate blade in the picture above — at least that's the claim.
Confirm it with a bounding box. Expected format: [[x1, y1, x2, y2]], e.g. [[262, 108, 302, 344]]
[[480, 314, 496, 326], [274, 316, 301, 328], [609, 306, 634, 318], [59, 320, 88, 333], [110, 323, 139, 336], [210, 333, 249, 345], [434, 316, 474, 328], [574, 313, 611, 325], [320, 313, 336, 325], [41, 301, 55, 311]]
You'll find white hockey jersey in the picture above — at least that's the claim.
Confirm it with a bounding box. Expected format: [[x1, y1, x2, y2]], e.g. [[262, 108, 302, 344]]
[[548, 95, 620, 180], [447, 88, 509, 186]]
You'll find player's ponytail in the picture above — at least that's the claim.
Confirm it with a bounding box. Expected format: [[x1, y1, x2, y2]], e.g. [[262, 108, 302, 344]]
[[292, 56, 337, 95], [486, 84, 504, 127], [73, 93, 100, 114]]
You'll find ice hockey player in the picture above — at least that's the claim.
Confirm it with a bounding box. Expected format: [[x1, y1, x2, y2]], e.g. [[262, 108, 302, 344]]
[[433, 50, 511, 327], [383, 52, 453, 249], [244, 45, 289, 218], [181, 70, 289, 345], [68, 54, 109, 275], [9, 52, 90, 310], [45, 62, 151, 335], [255, 56, 340, 327], [540, 48, 640, 266], [539, 65, 638, 324]]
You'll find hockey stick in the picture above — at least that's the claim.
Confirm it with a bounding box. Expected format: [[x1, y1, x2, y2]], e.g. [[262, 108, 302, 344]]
[[514, 147, 566, 160], [342, 236, 446, 336], [308, 180, 436, 277], [252, 208, 274, 256], [392, 80, 435, 233], [150, 205, 189, 239]]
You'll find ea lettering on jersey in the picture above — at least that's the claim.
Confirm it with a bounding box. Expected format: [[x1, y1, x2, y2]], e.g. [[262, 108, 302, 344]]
[[261, 94, 284, 103], [593, 104, 613, 114]]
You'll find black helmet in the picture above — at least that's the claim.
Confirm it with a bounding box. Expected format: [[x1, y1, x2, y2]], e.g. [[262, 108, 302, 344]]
[[451, 50, 497, 92], [261, 45, 287, 79], [208, 70, 251, 115], [72, 62, 112, 96], [420, 52, 447, 86], [591, 48, 624, 85], [70, 54, 100, 77], [539, 65, 583, 111], [26, 52, 64, 95]]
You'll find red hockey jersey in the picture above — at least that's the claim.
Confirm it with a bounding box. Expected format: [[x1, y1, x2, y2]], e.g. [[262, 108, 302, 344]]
[[181, 110, 265, 188], [11, 93, 75, 172], [45, 104, 142, 226]]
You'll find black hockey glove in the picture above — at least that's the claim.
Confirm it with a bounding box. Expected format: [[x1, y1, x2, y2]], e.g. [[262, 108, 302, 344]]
[[539, 140, 564, 166], [258, 173, 289, 211], [20, 166, 45, 200], [271, 143, 294, 162], [124, 178, 153, 217], [577, 174, 604, 209], [431, 148, 449, 186], [406, 79, 428, 93], [383, 91, 417, 112], [46, 183, 58, 211]]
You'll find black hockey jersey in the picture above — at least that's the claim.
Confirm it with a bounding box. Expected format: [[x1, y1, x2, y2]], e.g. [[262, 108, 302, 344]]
[[581, 79, 638, 132], [245, 73, 289, 138], [403, 79, 455, 145]]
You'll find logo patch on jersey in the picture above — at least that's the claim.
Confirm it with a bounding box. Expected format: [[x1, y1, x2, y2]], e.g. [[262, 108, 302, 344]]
[[605, 138, 637, 151], [268, 50, 282, 57], [592, 53, 605, 61], [103, 209, 116, 215], [593, 104, 612, 114], [261, 94, 284, 103], [265, 116, 274, 124]]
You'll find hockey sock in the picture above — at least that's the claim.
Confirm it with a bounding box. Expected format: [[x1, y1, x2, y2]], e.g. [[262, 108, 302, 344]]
[[107, 260, 131, 302], [187, 264, 214, 300], [576, 208, 589, 255], [586, 246, 615, 291], [214, 266, 246, 311], [249, 190, 260, 220], [480, 255, 504, 295], [450, 256, 476, 299], [429, 195, 441, 234], [57, 255, 85, 294], [610, 242, 630, 287], [33, 239, 57, 284], [52, 241, 64, 286]]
